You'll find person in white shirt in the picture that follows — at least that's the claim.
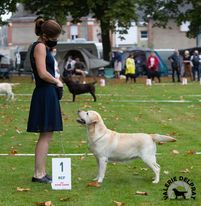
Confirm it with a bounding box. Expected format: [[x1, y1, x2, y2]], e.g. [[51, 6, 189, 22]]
[[50, 48, 60, 79], [15, 52, 21, 75]]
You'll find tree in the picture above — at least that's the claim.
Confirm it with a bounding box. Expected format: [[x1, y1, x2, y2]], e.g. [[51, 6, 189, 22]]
[[174, 0, 201, 38], [138, 0, 201, 38], [21, 0, 138, 61], [2, 0, 200, 58], [137, 0, 180, 27], [0, 0, 18, 24]]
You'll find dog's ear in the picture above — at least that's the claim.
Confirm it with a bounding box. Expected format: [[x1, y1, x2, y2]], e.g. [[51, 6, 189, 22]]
[[90, 113, 99, 124]]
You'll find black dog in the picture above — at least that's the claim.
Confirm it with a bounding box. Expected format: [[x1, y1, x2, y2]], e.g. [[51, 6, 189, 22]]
[[172, 188, 187, 199], [62, 77, 97, 102]]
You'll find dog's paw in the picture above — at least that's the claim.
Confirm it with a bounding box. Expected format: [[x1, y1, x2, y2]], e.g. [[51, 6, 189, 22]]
[[97, 178, 103, 183], [152, 179, 159, 184]]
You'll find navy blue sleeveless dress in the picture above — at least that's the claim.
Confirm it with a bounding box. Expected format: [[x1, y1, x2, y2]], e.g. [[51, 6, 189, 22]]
[[27, 42, 63, 132]]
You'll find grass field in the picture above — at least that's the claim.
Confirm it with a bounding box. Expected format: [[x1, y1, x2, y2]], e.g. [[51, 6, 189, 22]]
[[0, 76, 201, 206]]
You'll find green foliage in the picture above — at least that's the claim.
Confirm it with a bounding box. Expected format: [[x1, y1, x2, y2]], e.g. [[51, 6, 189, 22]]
[[138, 0, 180, 28], [138, 0, 201, 38], [0, 0, 17, 24], [1, 0, 201, 56], [176, 0, 201, 38], [20, 0, 71, 24], [20, 0, 138, 60]]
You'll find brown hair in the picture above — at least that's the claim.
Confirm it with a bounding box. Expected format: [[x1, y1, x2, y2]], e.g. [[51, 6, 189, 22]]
[[34, 17, 62, 39]]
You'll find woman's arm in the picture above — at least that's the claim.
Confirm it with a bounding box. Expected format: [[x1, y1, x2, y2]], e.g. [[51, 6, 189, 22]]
[[34, 43, 63, 87]]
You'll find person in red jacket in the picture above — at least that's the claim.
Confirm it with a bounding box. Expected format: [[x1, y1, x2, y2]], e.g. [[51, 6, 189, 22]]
[[146, 51, 161, 83]]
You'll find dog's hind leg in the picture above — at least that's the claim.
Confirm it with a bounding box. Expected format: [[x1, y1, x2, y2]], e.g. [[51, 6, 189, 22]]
[[142, 156, 160, 184], [10, 92, 14, 100], [93, 156, 100, 181], [6, 92, 14, 100]]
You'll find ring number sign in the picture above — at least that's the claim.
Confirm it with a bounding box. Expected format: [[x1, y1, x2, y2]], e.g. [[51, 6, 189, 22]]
[[51, 158, 71, 190]]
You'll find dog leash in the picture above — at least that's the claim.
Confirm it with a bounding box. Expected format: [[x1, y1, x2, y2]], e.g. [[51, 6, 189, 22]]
[[58, 132, 66, 156]]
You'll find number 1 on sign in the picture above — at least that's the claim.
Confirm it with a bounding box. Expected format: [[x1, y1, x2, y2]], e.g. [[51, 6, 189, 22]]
[[60, 162, 63, 172]]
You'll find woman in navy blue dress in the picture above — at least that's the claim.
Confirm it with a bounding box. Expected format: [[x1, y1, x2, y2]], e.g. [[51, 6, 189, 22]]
[[27, 17, 63, 183]]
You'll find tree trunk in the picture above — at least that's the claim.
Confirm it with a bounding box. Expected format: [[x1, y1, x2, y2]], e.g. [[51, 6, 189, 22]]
[[100, 20, 111, 62], [148, 18, 154, 49]]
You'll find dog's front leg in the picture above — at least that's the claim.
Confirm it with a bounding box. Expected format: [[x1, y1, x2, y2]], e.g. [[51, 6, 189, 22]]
[[73, 94, 76, 102], [93, 156, 100, 181], [90, 92, 96, 102], [97, 157, 108, 183]]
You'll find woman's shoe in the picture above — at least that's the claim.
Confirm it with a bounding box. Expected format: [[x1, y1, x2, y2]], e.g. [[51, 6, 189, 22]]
[[32, 175, 52, 183], [45, 174, 52, 181]]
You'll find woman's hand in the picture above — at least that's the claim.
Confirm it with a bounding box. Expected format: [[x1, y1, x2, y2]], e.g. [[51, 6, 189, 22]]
[[55, 79, 63, 87]]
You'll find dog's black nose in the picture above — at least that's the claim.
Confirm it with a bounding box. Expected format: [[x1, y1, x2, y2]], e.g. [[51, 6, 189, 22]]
[[77, 110, 81, 114]]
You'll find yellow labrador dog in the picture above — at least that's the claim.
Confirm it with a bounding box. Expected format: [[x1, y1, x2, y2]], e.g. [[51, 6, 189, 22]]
[[0, 83, 17, 100], [77, 110, 176, 184]]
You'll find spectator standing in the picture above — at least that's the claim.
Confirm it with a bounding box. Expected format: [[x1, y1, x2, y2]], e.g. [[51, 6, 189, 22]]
[[146, 51, 160, 85], [74, 57, 87, 83], [15, 51, 21, 75], [182, 50, 192, 84], [168, 50, 182, 82], [125, 54, 136, 83], [50, 47, 60, 79], [114, 53, 122, 79], [190, 50, 200, 81], [27, 17, 63, 183], [63, 56, 76, 77]]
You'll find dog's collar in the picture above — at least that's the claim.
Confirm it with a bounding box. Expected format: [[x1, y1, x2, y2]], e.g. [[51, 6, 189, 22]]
[[91, 131, 107, 144]]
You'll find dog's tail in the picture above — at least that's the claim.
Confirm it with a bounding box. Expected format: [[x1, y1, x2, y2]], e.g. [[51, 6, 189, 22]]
[[151, 134, 176, 143]]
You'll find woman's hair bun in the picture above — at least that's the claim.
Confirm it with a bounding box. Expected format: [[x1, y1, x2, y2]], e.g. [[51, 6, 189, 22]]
[[34, 16, 45, 36]]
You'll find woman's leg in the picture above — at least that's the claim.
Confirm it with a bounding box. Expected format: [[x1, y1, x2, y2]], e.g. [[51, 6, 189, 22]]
[[147, 70, 151, 79], [172, 67, 175, 82], [126, 74, 129, 82], [156, 71, 161, 83], [197, 66, 200, 81], [34, 132, 53, 178], [176, 68, 180, 82], [151, 72, 155, 81], [117, 71, 119, 78], [187, 64, 193, 81]]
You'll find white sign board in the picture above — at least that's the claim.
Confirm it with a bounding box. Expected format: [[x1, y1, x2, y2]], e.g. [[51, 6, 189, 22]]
[[51, 158, 71, 190]]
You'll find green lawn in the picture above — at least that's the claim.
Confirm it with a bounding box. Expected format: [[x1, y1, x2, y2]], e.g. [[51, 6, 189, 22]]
[[0, 76, 201, 206]]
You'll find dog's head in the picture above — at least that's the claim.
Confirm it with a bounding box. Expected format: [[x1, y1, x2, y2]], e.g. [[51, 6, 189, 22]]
[[77, 110, 101, 125]]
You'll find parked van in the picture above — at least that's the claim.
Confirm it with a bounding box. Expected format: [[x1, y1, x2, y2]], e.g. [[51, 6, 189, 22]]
[[23, 40, 109, 76]]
